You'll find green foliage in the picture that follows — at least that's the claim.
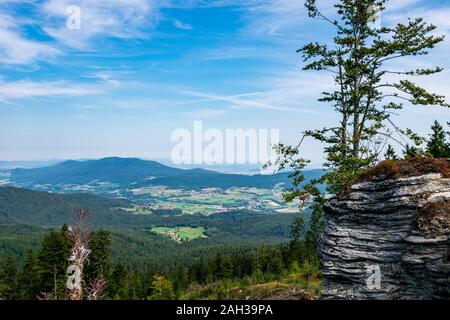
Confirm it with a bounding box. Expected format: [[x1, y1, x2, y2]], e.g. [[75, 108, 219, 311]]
[[84, 229, 111, 284], [283, 0, 448, 196], [0, 256, 19, 300], [109, 263, 128, 300], [384, 145, 398, 160], [426, 121, 450, 158], [0, 222, 323, 300], [149, 275, 174, 300], [401, 120, 450, 159], [18, 251, 40, 299], [274, 0, 448, 264], [36, 225, 71, 297], [0, 187, 130, 227]]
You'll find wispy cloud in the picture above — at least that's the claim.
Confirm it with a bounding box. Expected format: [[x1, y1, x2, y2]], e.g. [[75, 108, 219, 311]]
[[0, 79, 100, 100], [178, 87, 327, 115], [0, 13, 59, 65], [173, 19, 193, 30], [84, 70, 134, 86], [40, 0, 160, 49]]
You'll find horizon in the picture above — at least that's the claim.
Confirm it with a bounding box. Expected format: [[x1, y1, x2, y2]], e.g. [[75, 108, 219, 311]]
[[0, 156, 325, 174], [1, 0, 450, 166]]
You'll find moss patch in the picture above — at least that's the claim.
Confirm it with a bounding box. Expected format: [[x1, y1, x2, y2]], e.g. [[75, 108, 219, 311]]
[[358, 157, 450, 182]]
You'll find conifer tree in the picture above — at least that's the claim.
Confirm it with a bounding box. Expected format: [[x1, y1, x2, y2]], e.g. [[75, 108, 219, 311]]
[[426, 120, 450, 158], [109, 263, 128, 299], [36, 225, 71, 297], [384, 144, 398, 160], [19, 250, 40, 299], [0, 256, 19, 300], [84, 229, 111, 284]]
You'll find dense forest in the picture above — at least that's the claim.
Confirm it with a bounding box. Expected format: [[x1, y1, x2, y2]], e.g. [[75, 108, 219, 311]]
[[0, 221, 322, 300]]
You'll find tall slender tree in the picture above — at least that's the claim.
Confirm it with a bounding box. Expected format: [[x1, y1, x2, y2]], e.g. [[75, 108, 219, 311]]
[[84, 229, 111, 284], [36, 225, 71, 297], [19, 250, 40, 299], [275, 0, 449, 246]]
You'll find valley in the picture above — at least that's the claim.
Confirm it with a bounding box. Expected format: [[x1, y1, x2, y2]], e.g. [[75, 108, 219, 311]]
[[0, 158, 319, 222], [0, 157, 320, 295]]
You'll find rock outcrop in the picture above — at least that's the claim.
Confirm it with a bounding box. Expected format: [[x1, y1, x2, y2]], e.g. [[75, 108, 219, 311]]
[[319, 159, 450, 300]]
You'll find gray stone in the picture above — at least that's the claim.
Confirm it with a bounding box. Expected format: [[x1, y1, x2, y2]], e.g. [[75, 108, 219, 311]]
[[319, 174, 450, 300]]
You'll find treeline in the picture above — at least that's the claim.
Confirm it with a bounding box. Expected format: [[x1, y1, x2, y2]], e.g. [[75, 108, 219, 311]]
[[0, 222, 320, 300], [386, 120, 450, 160]]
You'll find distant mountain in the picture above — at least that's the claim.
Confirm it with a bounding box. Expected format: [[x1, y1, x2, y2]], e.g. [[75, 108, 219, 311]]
[[0, 160, 63, 170], [10, 157, 324, 189], [11, 158, 175, 185]]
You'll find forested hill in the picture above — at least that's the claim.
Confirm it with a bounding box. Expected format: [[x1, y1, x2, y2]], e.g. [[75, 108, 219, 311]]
[[0, 187, 297, 239], [9, 157, 323, 189], [0, 187, 131, 226]]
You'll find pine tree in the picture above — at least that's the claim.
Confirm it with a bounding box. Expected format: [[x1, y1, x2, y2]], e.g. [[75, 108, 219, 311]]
[[19, 250, 40, 299], [36, 225, 71, 297], [304, 197, 326, 261], [384, 145, 398, 160], [220, 256, 234, 279], [84, 229, 111, 284], [109, 263, 128, 299], [0, 256, 19, 300], [268, 251, 284, 275], [290, 214, 305, 243], [426, 120, 450, 158]]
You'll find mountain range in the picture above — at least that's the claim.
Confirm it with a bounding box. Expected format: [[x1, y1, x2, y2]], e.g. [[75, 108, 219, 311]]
[[9, 157, 323, 189]]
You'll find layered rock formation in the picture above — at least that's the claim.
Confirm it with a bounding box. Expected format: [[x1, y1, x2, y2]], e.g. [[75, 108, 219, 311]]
[[319, 160, 450, 299]]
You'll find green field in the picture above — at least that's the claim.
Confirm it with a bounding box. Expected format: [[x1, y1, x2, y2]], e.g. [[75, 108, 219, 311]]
[[151, 226, 208, 242]]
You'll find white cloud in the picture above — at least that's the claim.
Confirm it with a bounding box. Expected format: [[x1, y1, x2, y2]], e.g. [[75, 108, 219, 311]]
[[173, 19, 193, 30], [0, 79, 100, 100], [178, 87, 327, 115], [0, 13, 59, 65], [84, 70, 133, 86], [40, 0, 160, 49]]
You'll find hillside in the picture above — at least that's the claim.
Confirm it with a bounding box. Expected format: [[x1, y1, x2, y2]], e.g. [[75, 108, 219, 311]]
[[0, 187, 131, 226], [9, 157, 323, 189], [0, 186, 297, 240]]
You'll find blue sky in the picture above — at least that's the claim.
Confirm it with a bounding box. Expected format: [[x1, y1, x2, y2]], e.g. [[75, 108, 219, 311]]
[[0, 0, 449, 165]]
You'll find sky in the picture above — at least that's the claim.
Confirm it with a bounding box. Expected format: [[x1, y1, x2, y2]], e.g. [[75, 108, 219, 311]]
[[0, 0, 449, 166]]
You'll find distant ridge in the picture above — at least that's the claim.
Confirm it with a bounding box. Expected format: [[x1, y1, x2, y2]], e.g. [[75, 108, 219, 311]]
[[10, 157, 323, 189]]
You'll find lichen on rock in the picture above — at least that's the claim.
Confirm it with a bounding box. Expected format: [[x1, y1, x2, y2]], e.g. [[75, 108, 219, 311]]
[[318, 159, 450, 300]]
